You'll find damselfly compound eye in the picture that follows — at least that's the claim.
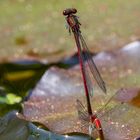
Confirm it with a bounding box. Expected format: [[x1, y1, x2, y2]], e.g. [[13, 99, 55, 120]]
[[63, 8, 77, 16]]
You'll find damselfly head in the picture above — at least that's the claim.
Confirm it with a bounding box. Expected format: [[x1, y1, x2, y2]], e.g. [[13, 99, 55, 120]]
[[63, 8, 77, 16]]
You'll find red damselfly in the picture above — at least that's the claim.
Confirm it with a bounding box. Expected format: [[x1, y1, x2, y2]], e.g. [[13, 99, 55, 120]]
[[63, 8, 107, 140]]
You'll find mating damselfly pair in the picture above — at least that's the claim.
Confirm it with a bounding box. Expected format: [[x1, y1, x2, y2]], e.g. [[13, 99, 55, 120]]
[[63, 8, 124, 140]]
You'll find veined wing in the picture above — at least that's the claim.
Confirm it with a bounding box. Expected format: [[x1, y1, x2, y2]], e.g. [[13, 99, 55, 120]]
[[76, 99, 89, 123], [76, 33, 95, 97], [76, 99, 104, 139], [79, 33, 107, 94]]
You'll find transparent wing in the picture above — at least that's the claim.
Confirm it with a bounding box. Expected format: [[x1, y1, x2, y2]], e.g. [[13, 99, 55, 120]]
[[76, 99, 105, 139], [97, 93, 118, 116], [77, 35, 95, 97], [97, 102, 124, 120], [85, 69, 94, 97], [79, 33, 107, 94], [76, 99, 91, 135], [76, 99, 89, 123]]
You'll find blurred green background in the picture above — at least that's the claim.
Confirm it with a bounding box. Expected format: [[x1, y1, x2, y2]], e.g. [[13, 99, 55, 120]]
[[0, 0, 140, 63]]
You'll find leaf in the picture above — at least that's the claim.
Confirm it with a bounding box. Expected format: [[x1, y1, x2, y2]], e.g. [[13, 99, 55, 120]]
[[0, 111, 94, 140], [6, 93, 22, 104]]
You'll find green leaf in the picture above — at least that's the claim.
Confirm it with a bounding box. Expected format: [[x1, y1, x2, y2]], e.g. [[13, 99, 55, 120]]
[[6, 93, 22, 104]]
